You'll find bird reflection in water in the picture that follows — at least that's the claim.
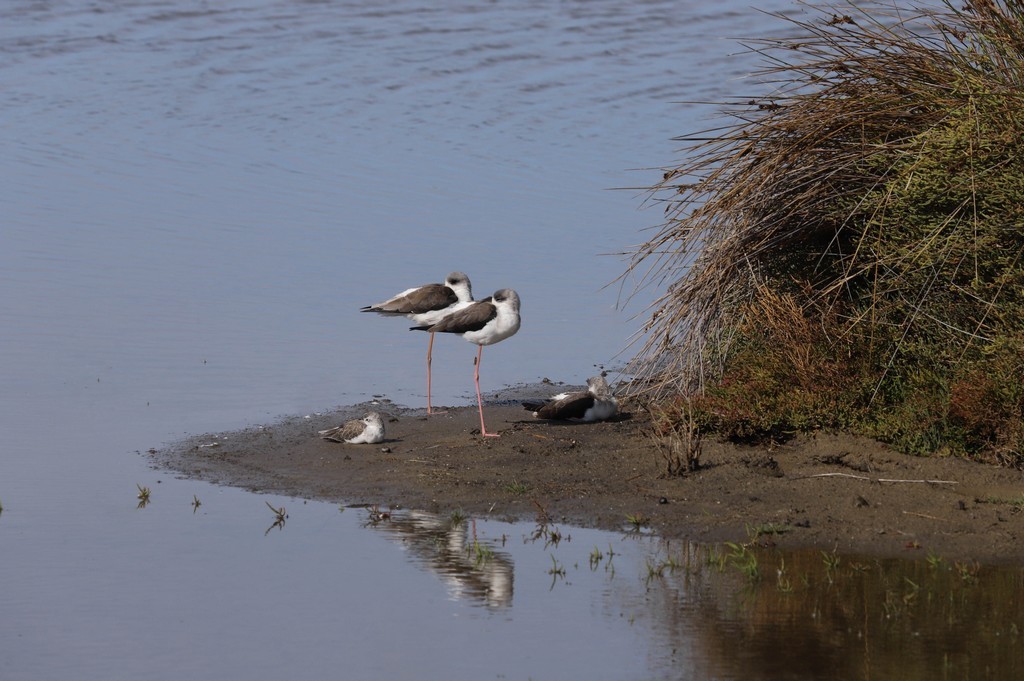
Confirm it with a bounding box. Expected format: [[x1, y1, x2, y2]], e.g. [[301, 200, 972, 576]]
[[362, 507, 514, 609]]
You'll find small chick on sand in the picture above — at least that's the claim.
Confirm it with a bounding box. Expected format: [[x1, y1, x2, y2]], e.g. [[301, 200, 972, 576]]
[[319, 412, 386, 444]]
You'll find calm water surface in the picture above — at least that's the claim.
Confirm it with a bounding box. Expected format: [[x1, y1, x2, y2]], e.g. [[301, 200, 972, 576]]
[[3, 1, 1021, 679]]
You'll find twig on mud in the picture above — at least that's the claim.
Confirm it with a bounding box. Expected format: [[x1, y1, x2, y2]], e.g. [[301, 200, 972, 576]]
[[406, 458, 437, 465], [531, 499, 552, 525], [796, 472, 958, 485], [902, 510, 945, 521]]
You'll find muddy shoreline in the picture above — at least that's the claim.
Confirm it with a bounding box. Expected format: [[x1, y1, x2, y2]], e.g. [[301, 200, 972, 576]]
[[154, 393, 1024, 565]]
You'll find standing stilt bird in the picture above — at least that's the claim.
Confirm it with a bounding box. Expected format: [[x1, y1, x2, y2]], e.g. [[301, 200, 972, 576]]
[[361, 272, 473, 414], [411, 289, 521, 437]]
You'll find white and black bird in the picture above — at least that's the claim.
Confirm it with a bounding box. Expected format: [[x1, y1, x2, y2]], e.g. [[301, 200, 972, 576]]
[[523, 375, 618, 422], [319, 412, 386, 444], [411, 288, 521, 437], [361, 272, 474, 414]]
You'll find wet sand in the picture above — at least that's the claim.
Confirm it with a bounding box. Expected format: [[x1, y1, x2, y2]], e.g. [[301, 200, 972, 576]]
[[154, 392, 1024, 564]]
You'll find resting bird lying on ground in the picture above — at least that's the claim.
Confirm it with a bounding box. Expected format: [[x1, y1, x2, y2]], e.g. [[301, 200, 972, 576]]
[[522, 375, 618, 422], [319, 412, 386, 444]]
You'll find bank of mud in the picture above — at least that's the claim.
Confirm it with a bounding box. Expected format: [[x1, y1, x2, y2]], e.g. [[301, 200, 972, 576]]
[[153, 394, 1024, 564]]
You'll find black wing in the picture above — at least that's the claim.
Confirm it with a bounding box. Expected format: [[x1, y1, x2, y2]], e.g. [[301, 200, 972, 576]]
[[412, 299, 496, 334], [529, 391, 594, 420], [362, 283, 456, 315]]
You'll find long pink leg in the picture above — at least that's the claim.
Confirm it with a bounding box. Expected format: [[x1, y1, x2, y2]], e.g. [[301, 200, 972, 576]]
[[426, 332, 446, 415], [474, 345, 499, 437]]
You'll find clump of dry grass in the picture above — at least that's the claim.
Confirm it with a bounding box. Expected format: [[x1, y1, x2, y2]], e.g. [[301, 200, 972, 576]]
[[649, 400, 703, 476], [624, 0, 1024, 463]]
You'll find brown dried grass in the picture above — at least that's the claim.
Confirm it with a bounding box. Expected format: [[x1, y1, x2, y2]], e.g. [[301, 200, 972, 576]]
[[620, 1, 1024, 461], [622, 0, 1024, 399]]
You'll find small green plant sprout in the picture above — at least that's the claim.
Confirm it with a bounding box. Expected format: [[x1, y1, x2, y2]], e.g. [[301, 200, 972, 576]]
[[645, 552, 686, 581], [547, 554, 566, 589], [926, 552, 946, 570], [136, 484, 151, 509], [725, 542, 760, 582], [547, 526, 563, 547], [661, 553, 683, 572], [882, 590, 902, 620], [954, 559, 981, 585], [746, 522, 789, 543], [625, 512, 650, 531], [821, 547, 841, 583], [528, 503, 563, 548], [902, 577, 920, 607], [191, 494, 202, 513], [448, 508, 468, 527], [589, 546, 604, 570], [503, 479, 530, 496], [530, 522, 564, 548], [264, 501, 287, 535], [604, 544, 618, 577], [705, 545, 728, 572], [645, 558, 667, 582], [470, 540, 494, 567]]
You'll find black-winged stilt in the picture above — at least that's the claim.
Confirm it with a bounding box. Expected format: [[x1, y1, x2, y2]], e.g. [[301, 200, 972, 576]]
[[361, 272, 473, 414], [411, 288, 521, 437], [522, 375, 618, 422], [319, 412, 386, 444]]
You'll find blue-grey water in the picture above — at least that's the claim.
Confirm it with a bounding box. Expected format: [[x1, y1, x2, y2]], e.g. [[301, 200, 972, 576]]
[[4, 1, 1021, 680]]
